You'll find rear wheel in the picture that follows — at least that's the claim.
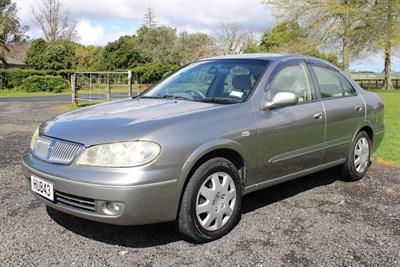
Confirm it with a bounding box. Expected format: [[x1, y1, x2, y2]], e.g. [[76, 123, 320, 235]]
[[342, 131, 371, 181], [178, 157, 242, 243]]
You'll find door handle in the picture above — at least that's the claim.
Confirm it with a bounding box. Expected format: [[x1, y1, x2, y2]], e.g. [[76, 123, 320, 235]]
[[313, 112, 323, 120], [355, 105, 363, 111]]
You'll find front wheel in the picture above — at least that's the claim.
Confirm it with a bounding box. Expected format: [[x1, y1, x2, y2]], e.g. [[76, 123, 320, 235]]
[[177, 157, 242, 243], [342, 131, 371, 181]]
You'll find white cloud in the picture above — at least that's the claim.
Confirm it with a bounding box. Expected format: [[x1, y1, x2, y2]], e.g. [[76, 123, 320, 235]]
[[76, 19, 106, 46], [15, 0, 273, 45], [75, 19, 134, 46]]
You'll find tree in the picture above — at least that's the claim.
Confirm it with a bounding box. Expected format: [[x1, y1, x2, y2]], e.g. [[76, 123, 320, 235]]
[[143, 7, 157, 28], [43, 41, 76, 70], [370, 0, 400, 89], [99, 35, 142, 70], [213, 22, 255, 55], [25, 38, 47, 69], [263, 0, 375, 72], [0, 37, 8, 65], [32, 0, 78, 42], [175, 32, 216, 64], [25, 39, 77, 70], [0, 0, 28, 65], [136, 25, 178, 64], [74, 45, 103, 70], [259, 21, 339, 65]]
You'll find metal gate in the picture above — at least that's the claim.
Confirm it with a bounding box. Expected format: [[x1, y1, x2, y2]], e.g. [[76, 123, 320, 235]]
[[70, 71, 149, 106]]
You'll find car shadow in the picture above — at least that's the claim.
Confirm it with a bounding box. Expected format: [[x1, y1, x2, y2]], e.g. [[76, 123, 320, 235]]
[[47, 206, 182, 247], [47, 166, 344, 248], [241, 165, 343, 214]]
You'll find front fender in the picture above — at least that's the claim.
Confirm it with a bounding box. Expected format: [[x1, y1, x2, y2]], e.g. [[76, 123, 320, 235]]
[[177, 138, 253, 193]]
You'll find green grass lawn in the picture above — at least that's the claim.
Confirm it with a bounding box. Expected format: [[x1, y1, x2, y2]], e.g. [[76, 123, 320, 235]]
[[0, 89, 71, 98], [0, 84, 149, 98], [372, 91, 400, 165]]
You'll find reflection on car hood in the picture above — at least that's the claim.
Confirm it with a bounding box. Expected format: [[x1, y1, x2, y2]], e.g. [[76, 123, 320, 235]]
[[40, 98, 220, 146]]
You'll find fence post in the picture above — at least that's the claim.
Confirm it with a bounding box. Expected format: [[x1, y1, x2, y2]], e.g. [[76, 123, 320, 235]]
[[71, 73, 78, 107], [106, 73, 111, 101], [128, 71, 133, 98]]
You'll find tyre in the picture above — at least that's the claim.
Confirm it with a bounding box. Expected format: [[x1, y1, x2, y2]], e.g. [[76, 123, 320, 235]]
[[342, 131, 371, 181], [178, 157, 242, 243]]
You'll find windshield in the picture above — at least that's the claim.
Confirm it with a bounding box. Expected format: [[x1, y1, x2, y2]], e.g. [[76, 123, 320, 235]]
[[141, 59, 269, 103]]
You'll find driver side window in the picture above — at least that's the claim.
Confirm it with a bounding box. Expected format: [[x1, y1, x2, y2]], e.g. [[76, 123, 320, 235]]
[[269, 63, 315, 103]]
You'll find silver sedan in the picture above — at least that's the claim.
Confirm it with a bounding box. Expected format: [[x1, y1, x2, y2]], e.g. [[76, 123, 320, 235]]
[[22, 54, 384, 242]]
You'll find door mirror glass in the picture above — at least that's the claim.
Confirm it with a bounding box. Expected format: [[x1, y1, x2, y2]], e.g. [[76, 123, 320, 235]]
[[263, 91, 298, 110]]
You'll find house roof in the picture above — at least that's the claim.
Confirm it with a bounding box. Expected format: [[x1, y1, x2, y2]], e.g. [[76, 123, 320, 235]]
[[0, 43, 30, 67]]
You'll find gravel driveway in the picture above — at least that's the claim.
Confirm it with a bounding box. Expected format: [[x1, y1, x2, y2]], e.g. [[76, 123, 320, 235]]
[[0, 100, 399, 266]]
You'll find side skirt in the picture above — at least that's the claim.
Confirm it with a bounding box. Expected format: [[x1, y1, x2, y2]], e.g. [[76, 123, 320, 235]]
[[243, 159, 345, 195]]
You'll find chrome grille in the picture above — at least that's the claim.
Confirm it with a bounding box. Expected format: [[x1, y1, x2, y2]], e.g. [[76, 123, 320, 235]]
[[55, 191, 96, 212], [48, 140, 83, 164], [33, 136, 84, 165]]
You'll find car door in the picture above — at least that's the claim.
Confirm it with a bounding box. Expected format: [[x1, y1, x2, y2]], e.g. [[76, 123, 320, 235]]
[[308, 62, 365, 163], [255, 60, 325, 182]]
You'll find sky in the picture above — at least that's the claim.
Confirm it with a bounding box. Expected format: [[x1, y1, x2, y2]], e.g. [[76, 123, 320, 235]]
[[14, 0, 400, 72]]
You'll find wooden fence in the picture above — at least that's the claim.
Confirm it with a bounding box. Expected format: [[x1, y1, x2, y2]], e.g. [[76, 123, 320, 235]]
[[354, 78, 400, 90]]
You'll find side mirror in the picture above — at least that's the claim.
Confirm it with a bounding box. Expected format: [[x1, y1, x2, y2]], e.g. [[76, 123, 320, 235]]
[[262, 91, 298, 110]]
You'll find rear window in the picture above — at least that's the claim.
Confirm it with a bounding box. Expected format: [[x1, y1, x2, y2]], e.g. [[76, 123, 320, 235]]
[[312, 66, 356, 98]]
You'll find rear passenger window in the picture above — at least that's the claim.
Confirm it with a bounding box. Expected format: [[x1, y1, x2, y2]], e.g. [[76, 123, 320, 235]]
[[312, 65, 356, 98]]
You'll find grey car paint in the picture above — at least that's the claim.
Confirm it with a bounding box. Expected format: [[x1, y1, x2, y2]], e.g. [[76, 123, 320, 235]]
[[22, 54, 384, 225]]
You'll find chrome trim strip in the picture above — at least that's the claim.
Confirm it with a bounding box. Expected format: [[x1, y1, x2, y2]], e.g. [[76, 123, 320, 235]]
[[269, 143, 325, 164]]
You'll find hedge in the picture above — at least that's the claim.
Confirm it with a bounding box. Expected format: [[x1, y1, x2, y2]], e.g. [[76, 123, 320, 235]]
[[19, 75, 68, 93], [0, 69, 75, 89]]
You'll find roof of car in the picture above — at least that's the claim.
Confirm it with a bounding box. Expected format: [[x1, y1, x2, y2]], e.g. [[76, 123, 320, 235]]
[[204, 53, 320, 62]]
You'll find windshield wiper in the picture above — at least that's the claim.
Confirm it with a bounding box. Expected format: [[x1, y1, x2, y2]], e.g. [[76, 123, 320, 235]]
[[197, 97, 241, 104], [161, 95, 191, 100], [139, 95, 191, 101]]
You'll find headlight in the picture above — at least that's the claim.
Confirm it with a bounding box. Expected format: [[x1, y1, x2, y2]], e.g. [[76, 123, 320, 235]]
[[76, 141, 161, 167], [30, 127, 39, 150]]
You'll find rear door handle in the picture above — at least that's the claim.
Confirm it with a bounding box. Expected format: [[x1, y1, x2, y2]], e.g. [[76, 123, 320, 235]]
[[313, 112, 323, 120], [355, 105, 363, 111]]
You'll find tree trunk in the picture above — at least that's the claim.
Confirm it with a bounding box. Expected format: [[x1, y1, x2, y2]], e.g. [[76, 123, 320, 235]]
[[342, 29, 350, 72], [384, 43, 393, 89], [384, 0, 394, 90]]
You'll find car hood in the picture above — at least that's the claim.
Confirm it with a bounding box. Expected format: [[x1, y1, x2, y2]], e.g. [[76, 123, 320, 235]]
[[40, 98, 221, 146]]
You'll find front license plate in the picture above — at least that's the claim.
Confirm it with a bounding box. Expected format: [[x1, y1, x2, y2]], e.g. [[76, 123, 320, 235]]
[[31, 175, 54, 201]]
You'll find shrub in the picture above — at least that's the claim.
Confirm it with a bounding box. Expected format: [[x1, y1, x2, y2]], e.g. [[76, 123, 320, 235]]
[[19, 75, 67, 93], [0, 69, 75, 90]]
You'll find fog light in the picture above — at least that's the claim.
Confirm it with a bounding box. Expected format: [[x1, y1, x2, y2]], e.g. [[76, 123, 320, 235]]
[[102, 201, 124, 216]]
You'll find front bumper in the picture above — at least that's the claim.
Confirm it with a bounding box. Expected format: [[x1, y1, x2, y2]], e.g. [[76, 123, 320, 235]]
[[22, 154, 181, 225]]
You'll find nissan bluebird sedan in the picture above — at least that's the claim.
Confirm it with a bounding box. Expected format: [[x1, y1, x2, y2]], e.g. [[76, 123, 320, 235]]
[[22, 54, 384, 242]]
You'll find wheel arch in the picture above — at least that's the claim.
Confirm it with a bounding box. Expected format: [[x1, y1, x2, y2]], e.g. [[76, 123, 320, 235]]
[[353, 124, 374, 144], [175, 139, 250, 218]]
